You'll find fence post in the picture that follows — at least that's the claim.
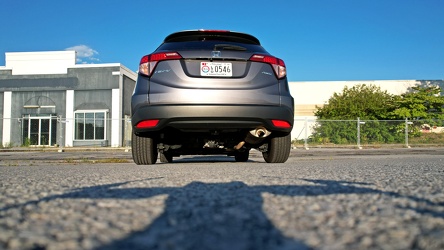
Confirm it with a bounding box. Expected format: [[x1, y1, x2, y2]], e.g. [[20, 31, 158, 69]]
[[57, 116, 66, 152], [304, 117, 309, 150], [357, 117, 366, 149], [18, 117, 23, 147], [405, 118, 412, 148], [125, 116, 132, 152], [357, 117, 361, 149]]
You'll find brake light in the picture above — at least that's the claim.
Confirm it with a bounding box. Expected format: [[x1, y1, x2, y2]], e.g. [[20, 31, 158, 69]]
[[272, 120, 291, 129], [198, 29, 230, 32], [249, 54, 286, 79], [139, 52, 182, 76], [136, 119, 159, 129]]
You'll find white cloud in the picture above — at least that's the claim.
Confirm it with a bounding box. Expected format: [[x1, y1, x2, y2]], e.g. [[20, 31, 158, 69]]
[[65, 45, 100, 64]]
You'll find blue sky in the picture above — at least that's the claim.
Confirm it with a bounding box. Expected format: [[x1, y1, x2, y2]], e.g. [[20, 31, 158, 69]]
[[1, 0, 443, 81]]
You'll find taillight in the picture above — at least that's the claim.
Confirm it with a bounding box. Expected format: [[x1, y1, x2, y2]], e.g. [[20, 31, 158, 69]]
[[136, 119, 159, 129], [249, 54, 286, 79], [272, 120, 291, 129], [198, 29, 230, 32], [139, 52, 182, 76]]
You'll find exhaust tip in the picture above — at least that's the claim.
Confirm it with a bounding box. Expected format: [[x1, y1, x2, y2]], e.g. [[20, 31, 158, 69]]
[[249, 127, 271, 138]]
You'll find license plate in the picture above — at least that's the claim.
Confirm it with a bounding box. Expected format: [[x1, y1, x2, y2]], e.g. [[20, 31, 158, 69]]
[[200, 62, 232, 77]]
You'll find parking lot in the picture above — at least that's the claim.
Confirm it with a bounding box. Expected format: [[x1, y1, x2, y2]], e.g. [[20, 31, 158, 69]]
[[1, 148, 444, 249], [1, 147, 443, 165]]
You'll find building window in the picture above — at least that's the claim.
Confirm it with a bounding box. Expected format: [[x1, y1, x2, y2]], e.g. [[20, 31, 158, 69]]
[[74, 110, 107, 140]]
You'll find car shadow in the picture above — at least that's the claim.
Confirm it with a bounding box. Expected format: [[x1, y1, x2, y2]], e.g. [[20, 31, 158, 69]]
[[171, 155, 239, 163], [2, 178, 443, 249], [170, 154, 261, 164]]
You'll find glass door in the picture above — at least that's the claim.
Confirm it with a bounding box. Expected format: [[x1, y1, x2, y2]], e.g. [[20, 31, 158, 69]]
[[30, 118, 40, 145], [23, 115, 57, 146]]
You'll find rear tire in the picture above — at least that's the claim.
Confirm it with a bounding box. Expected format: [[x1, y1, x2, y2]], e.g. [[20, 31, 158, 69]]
[[262, 134, 291, 163], [132, 132, 158, 165]]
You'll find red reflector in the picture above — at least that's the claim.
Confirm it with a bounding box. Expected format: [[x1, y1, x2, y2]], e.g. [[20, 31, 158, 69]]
[[136, 120, 159, 129], [272, 120, 291, 128]]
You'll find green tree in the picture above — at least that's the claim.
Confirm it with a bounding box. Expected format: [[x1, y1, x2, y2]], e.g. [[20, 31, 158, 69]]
[[390, 85, 444, 123], [315, 84, 397, 120], [312, 84, 402, 144]]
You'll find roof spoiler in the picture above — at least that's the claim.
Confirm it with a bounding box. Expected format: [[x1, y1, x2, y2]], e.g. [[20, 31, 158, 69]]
[[164, 30, 261, 45]]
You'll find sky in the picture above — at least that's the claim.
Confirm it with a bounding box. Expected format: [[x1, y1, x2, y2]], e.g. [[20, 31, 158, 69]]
[[1, 0, 443, 81]]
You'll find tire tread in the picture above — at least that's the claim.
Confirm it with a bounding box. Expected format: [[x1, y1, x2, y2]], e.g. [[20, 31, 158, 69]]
[[262, 134, 291, 163], [132, 133, 157, 165]]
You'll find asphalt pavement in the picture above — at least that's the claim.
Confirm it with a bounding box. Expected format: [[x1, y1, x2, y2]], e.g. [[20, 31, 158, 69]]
[[0, 147, 443, 165], [0, 148, 443, 249]]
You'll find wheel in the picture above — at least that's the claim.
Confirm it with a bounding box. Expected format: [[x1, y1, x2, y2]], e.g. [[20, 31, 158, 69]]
[[262, 134, 291, 163], [132, 132, 157, 165], [234, 150, 250, 162], [159, 151, 173, 163]]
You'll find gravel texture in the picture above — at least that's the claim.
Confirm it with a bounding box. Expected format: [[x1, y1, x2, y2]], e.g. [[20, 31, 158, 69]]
[[0, 149, 443, 249]]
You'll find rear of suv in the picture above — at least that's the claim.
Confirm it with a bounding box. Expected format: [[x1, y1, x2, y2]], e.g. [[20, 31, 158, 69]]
[[131, 30, 294, 164]]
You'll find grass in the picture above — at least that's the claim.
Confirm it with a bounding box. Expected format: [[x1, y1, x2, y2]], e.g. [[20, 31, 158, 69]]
[[292, 132, 444, 147], [409, 133, 444, 145], [0, 142, 14, 149]]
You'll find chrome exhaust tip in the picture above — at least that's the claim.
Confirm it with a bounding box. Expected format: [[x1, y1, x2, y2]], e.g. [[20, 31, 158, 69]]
[[249, 127, 271, 138], [235, 127, 272, 150]]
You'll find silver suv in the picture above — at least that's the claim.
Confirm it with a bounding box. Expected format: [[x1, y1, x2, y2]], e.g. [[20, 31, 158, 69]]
[[131, 30, 294, 164]]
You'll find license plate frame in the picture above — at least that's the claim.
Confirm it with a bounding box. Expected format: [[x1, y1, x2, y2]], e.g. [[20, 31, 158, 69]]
[[200, 62, 232, 77]]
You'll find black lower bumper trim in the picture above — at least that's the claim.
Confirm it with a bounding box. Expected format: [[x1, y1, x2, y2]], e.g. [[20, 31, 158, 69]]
[[132, 104, 294, 133]]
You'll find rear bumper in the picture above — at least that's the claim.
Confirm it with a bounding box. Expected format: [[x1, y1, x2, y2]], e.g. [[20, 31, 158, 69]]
[[132, 104, 294, 134]]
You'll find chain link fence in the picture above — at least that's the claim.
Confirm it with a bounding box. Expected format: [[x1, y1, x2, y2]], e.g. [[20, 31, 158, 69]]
[[1, 117, 443, 149], [0, 117, 133, 149], [293, 118, 444, 149]]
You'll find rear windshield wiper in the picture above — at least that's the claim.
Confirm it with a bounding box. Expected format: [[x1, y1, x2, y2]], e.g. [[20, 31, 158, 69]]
[[213, 44, 247, 51]]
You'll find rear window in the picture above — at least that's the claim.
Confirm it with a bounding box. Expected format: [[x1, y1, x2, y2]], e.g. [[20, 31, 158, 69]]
[[164, 31, 261, 44], [157, 41, 268, 53]]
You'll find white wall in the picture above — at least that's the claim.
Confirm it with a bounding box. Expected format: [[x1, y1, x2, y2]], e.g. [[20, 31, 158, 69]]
[[289, 80, 419, 140], [65, 90, 74, 147], [111, 88, 121, 147], [290, 80, 417, 108], [5, 51, 76, 75], [2, 91, 12, 146]]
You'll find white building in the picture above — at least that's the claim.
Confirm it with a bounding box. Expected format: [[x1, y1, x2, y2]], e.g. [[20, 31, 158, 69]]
[[288, 80, 442, 139], [0, 51, 136, 147]]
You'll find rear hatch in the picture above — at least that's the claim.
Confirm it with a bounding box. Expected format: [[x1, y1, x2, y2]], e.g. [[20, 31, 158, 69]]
[[140, 30, 286, 106]]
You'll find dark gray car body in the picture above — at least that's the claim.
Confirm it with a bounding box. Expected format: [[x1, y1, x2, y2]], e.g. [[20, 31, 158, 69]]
[[131, 30, 294, 163]]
